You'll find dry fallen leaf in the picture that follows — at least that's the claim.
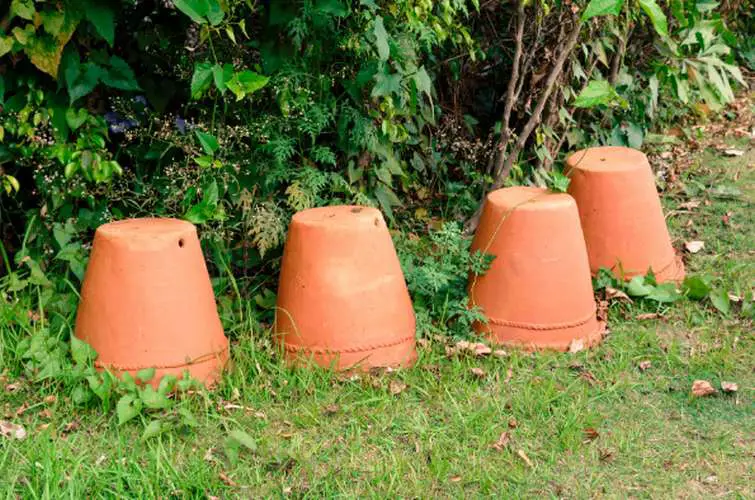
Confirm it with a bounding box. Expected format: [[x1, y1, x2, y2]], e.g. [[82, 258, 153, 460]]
[[678, 200, 701, 210], [323, 404, 339, 415], [599, 449, 615, 462], [508, 417, 518, 429], [638, 360, 652, 371], [219, 472, 237, 487], [470, 367, 486, 379], [684, 240, 705, 253], [491, 431, 510, 451], [721, 381, 738, 393], [517, 449, 534, 468], [723, 149, 744, 157], [43, 395, 57, 404], [691, 380, 716, 397], [0, 420, 27, 440], [389, 380, 407, 395], [504, 367, 513, 384], [568, 339, 585, 353], [493, 349, 508, 357], [451, 340, 492, 356], [605, 287, 632, 302], [636, 313, 660, 320], [583, 428, 599, 443], [5, 383, 20, 393], [449, 475, 462, 483]]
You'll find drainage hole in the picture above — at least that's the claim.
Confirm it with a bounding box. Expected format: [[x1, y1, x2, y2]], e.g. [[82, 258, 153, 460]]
[[178, 238, 185, 248]]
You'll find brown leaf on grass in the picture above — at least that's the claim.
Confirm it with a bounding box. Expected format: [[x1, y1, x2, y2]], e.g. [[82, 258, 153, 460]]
[[416, 338, 430, 348], [508, 417, 518, 429], [504, 367, 513, 384], [15, 403, 29, 416], [323, 404, 339, 416], [691, 380, 716, 397], [516, 449, 534, 468], [43, 395, 57, 404], [638, 360, 652, 371], [0, 420, 27, 440], [678, 200, 701, 210], [449, 475, 462, 483], [721, 381, 738, 393], [599, 449, 615, 462], [723, 149, 744, 157], [36, 423, 50, 432], [219, 472, 237, 487], [580, 371, 599, 386], [605, 287, 632, 302], [389, 380, 407, 395], [636, 313, 660, 320], [5, 383, 20, 393], [491, 431, 511, 451], [596, 300, 609, 322], [568, 339, 585, 353], [684, 240, 705, 253], [450, 340, 492, 356], [722, 211, 732, 225], [493, 349, 508, 357], [470, 367, 486, 379], [62, 421, 80, 434], [583, 428, 599, 443]]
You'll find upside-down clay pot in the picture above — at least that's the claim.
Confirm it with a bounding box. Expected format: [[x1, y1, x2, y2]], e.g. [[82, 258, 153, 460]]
[[469, 187, 605, 350], [566, 146, 685, 282], [75, 218, 229, 387], [275, 206, 416, 370]]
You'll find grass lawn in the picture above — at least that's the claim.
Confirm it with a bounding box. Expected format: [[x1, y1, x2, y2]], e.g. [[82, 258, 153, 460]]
[[1, 112, 753, 497]]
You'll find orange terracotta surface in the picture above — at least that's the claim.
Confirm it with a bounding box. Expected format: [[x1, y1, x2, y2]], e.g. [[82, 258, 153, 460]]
[[75, 218, 229, 387], [275, 206, 416, 370], [566, 146, 685, 282], [470, 187, 604, 350]]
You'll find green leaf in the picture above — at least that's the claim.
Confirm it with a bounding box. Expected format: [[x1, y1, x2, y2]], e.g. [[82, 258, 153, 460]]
[[413, 66, 432, 98], [65, 108, 89, 130], [85, 3, 116, 46], [174, 0, 208, 24], [71, 336, 97, 365], [626, 276, 653, 297], [205, 0, 225, 26], [178, 407, 199, 427], [157, 375, 177, 395], [139, 385, 172, 409], [228, 430, 257, 452], [194, 130, 219, 155], [11, 0, 35, 21], [682, 276, 712, 300], [116, 394, 142, 425], [102, 56, 140, 91], [638, 0, 668, 38], [190, 62, 213, 99], [581, 0, 624, 21], [647, 283, 681, 303], [373, 16, 390, 61], [212, 63, 233, 93], [708, 288, 730, 316], [226, 70, 269, 101], [40, 9, 66, 36], [372, 71, 402, 98], [136, 367, 156, 383], [573, 80, 618, 108], [0, 37, 13, 58], [316, 0, 348, 17], [141, 420, 168, 441]]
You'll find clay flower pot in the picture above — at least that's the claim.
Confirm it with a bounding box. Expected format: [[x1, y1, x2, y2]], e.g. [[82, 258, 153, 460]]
[[566, 146, 685, 282], [469, 187, 604, 350], [75, 218, 229, 387], [275, 206, 416, 370]]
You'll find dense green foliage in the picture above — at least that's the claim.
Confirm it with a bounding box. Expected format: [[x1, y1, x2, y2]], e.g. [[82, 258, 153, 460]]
[[0, 0, 750, 326]]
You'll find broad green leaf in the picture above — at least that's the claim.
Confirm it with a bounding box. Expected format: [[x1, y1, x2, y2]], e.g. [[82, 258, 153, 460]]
[[573, 80, 617, 108], [40, 9, 66, 36], [139, 385, 172, 409], [226, 70, 269, 100], [316, 0, 348, 17], [191, 62, 213, 98], [11, 0, 35, 21], [178, 408, 199, 427], [174, 0, 208, 24], [206, 0, 225, 26], [581, 0, 624, 21], [626, 276, 653, 297], [116, 394, 142, 425], [708, 288, 730, 316], [413, 66, 432, 98], [71, 336, 97, 365], [12, 25, 36, 46], [157, 374, 177, 395], [372, 71, 402, 98], [102, 56, 140, 91], [65, 108, 89, 130], [639, 0, 668, 38], [85, 2, 116, 46], [373, 16, 390, 61], [0, 37, 13, 58], [625, 122, 644, 148], [706, 64, 734, 102], [136, 367, 156, 383], [647, 283, 681, 303], [228, 430, 257, 451], [141, 420, 168, 441], [374, 184, 401, 220], [682, 276, 711, 300], [194, 130, 219, 155], [212, 63, 233, 93]]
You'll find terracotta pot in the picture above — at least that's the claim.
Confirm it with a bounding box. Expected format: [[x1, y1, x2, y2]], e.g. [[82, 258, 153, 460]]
[[75, 218, 229, 387], [566, 146, 685, 282], [275, 206, 416, 370], [469, 187, 604, 350]]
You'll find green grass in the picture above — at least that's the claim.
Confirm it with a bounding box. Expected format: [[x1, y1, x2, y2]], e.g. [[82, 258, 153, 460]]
[[1, 136, 753, 497]]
